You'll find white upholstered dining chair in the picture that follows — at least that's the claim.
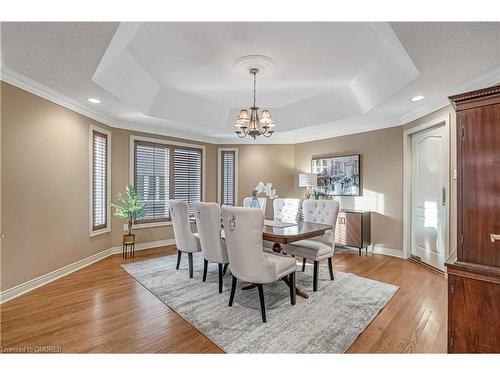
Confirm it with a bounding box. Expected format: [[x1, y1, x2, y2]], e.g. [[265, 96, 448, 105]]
[[168, 200, 201, 278], [243, 196, 267, 213], [221, 205, 297, 323], [273, 198, 301, 222], [282, 199, 340, 291], [262, 198, 302, 250], [193, 202, 229, 293]]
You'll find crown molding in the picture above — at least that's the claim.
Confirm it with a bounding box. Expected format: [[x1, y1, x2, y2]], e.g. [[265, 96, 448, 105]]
[[0, 66, 221, 144], [399, 66, 500, 125], [3, 64, 499, 144], [1, 65, 119, 127]]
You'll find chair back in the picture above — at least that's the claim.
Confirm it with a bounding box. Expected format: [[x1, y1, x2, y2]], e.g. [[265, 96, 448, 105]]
[[302, 199, 340, 245], [221, 205, 273, 283], [243, 196, 267, 213], [273, 198, 300, 222], [168, 200, 199, 252], [193, 202, 228, 263]]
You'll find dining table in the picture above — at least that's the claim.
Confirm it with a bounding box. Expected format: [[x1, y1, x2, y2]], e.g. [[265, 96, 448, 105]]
[[190, 216, 333, 299]]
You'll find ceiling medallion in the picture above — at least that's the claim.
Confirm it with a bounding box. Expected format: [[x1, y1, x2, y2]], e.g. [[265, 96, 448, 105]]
[[234, 68, 275, 139]]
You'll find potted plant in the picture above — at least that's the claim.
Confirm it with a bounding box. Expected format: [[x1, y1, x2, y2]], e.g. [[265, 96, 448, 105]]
[[112, 185, 147, 244], [312, 188, 321, 200]]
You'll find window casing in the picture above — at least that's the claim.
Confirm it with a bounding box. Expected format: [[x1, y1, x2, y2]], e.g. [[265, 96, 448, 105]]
[[89, 125, 111, 236], [218, 148, 238, 206], [131, 137, 205, 225]]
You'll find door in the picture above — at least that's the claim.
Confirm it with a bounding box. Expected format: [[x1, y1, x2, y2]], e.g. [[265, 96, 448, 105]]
[[411, 124, 448, 271]]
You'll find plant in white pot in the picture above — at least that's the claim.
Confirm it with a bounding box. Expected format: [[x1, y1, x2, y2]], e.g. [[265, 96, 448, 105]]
[[112, 185, 147, 244]]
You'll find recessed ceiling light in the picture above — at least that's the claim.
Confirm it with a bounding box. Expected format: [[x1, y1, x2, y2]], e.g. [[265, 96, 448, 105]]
[[88, 98, 101, 104], [410, 95, 425, 102]]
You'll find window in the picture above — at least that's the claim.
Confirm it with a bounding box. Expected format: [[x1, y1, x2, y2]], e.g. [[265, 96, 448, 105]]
[[89, 125, 111, 236], [134, 141, 170, 223], [173, 147, 202, 214], [218, 148, 238, 206], [131, 136, 204, 225]]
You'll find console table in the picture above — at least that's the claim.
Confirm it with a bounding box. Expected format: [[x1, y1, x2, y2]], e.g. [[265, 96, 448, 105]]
[[335, 209, 371, 256]]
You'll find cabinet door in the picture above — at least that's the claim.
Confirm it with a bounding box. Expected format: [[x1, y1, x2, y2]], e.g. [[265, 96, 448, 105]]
[[460, 104, 500, 267], [345, 213, 362, 248], [448, 274, 500, 353]]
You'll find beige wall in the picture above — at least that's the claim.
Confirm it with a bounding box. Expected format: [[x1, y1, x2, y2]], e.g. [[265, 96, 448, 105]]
[[293, 126, 404, 251], [223, 144, 296, 219], [224, 127, 405, 251], [0, 83, 217, 291], [1, 82, 112, 291]]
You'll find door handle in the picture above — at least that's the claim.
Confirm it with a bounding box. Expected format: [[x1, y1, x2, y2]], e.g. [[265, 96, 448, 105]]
[[491, 234, 500, 243], [442, 187, 446, 207]]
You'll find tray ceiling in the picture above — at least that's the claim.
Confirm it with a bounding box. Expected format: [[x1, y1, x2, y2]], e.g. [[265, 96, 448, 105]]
[[1, 22, 499, 143]]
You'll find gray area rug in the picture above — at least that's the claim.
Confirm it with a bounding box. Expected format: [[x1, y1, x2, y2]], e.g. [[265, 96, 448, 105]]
[[122, 252, 398, 353]]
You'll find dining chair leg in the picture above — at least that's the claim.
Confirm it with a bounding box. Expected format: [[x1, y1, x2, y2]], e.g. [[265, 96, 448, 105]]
[[188, 253, 194, 278], [229, 276, 237, 306], [328, 257, 334, 280], [176, 250, 182, 270], [202, 259, 208, 282], [313, 261, 319, 292], [289, 272, 296, 305], [257, 284, 267, 323], [302, 258, 306, 272], [222, 263, 229, 276], [218, 263, 223, 293]]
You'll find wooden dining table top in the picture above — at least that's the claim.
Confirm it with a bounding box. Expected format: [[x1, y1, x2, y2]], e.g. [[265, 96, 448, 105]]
[[262, 221, 332, 244], [189, 216, 332, 245]]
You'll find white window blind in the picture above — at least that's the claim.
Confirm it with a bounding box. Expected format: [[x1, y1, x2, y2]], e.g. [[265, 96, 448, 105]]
[[92, 130, 108, 231], [133, 140, 202, 222], [174, 147, 202, 214], [221, 150, 236, 206], [134, 141, 170, 223]]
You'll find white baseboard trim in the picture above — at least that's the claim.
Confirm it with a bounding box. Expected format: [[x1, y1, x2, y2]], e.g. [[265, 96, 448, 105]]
[[334, 245, 403, 259], [0, 238, 177, 304], [372, 246, 404, 258], [109, 238, 176, 255]]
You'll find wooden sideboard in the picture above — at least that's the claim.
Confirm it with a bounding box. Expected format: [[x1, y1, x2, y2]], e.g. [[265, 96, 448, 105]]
[[335, 209, 371, 256], [446, 84, 500, 353]]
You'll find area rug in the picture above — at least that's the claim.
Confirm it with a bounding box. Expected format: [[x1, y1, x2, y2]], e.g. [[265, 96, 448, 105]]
[[121, 252, 398, 353]]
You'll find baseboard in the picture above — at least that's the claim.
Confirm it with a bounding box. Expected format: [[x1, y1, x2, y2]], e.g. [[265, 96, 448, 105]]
[[335, 245, 403, 259], [109, 238, 176, 255], [371, 246, 404, 258], [0, 238, 177, 304], [0, 248, 113, 304]]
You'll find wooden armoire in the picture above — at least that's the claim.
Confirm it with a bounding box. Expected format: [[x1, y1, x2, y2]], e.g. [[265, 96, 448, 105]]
[[446, 84, 500, 353]]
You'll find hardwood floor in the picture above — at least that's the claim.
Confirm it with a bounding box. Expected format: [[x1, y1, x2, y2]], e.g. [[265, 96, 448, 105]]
[[0, 246, 447, 353]]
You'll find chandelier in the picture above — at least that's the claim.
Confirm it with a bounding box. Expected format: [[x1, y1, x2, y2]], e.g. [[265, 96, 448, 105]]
[[234, 68, 276, 139]]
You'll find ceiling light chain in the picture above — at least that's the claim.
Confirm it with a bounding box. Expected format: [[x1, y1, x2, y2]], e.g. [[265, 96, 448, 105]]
[[234, 68, 276, 140]]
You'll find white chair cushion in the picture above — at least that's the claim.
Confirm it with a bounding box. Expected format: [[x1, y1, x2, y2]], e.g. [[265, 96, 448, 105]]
[[263, 252, 297, 279], [282, 239, 334, 261]]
